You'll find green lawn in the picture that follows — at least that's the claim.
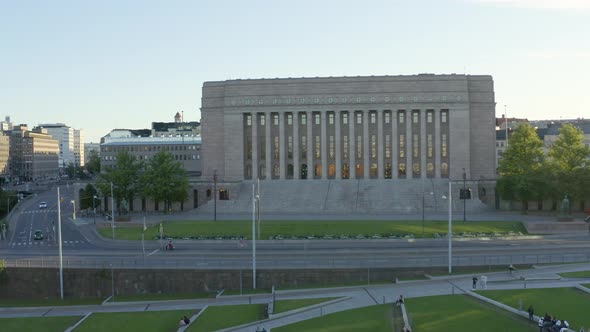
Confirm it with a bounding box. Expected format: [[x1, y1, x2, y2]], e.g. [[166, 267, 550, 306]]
[[274, 297, 340, 314], [559, 270, 590, 278], [478, 288, 590, 330], [0, 316, 80, 332], [77, 310, 195, 332], [0, 297, 102, 307], [187, 304, 265, 332], [273, 304, 393, 332], [99, 220, 526, 240], [112, 292, 217, 302], [222, 288, 272, 296], [428, 265, 531, 276], [407, 295, 537, 331]]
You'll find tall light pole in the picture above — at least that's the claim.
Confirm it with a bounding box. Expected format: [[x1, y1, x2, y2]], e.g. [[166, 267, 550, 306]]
[[57, 187, 64, 300], [110, 182, 115, 240], [462, 168, 466, 222], [213, 170, 218, 221], [70, 200, 76, 220], [252, 183, 257, 289], [92, 195, 98, 225], [257, 178, 261, 240], [448, 180, 453, 274]]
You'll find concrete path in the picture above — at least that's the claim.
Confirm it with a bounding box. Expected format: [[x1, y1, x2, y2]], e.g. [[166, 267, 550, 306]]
[[1, 262, 590, 331]]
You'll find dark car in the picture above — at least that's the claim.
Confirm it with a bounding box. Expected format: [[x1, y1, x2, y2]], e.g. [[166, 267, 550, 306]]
[[34, 230, 44, 240]]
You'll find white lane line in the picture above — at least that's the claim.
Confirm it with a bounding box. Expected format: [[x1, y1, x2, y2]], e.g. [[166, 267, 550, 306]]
[[147, 249, 160, 256]]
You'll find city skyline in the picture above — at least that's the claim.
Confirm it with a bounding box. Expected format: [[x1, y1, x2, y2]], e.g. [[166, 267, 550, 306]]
[[1, 0, 589, 142]]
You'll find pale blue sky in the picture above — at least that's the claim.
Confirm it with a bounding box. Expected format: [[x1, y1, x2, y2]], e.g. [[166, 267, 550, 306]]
[[1, 0, 589, 142]]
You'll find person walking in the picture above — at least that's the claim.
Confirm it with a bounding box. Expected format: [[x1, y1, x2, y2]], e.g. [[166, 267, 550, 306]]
[[472, 276, 478, 290], [528, 305, 535, 321]]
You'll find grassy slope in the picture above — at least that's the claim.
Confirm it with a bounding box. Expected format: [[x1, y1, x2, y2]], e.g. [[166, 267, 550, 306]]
[[273, 297, 340, 314], [76, 310, 195, 332], [479, 288, 590, 330], [0, 316, 81, 332], [187, 304, 265, 332]]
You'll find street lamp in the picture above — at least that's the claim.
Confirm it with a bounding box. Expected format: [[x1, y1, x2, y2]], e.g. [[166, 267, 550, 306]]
[[57, 187, 64, 300], [251, 183, 257, 289], [446, 180, 453, 274], [70, 200, 76, 220], [92, 195, 98, 225], [213, 170, 218, 221], [462, 168, 466, 222], [110, 182, 115, 240]]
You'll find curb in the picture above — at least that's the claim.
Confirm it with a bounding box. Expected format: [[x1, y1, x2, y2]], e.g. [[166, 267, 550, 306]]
[[64, 312, 92, 332]]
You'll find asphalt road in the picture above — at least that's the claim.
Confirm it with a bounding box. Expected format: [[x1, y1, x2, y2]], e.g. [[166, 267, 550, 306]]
[[1, 188, 589, 270]]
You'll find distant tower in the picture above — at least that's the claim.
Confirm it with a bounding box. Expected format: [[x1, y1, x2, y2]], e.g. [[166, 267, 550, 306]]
[[174, 112, 182, 123]]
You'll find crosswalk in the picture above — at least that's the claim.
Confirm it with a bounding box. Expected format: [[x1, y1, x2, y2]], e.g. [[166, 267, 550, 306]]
[[10, 240, 87, 247], [21, 209, 59, 214]]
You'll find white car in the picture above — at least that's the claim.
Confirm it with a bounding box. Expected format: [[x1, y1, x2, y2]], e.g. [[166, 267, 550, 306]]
[[39, 202, 47, 209]]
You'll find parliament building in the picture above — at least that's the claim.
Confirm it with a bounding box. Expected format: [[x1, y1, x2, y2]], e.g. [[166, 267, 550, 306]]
[[200, 74, 496, 214]]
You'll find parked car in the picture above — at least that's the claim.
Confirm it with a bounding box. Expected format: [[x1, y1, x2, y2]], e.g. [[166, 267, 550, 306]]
[[39, 202, 47, 209], [34, 230, 44, 240]]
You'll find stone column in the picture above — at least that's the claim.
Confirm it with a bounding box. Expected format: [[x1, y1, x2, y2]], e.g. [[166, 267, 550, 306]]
[[421, 110, 427, 179], [363, 110, 370, 178], [279, 112, 286, 180], [406, 111, 412, 179], [252, 112, 258, 180], [265, 111, 272, 180], [306, 111, 313, 180], [392, 111, 398, 179], [335, 111, 341, 179], [293, 112, 300, 180], [349, 112, 356, 179], [377, 110, 384, 179], [434, 109, 441, 178], [321, 111, 327, 179]]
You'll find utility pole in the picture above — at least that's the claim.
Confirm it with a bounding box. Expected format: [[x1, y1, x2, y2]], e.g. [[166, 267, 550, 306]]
[[57, 187, 64, 300], [257, 178, 261, 240], [462, 168, 466, 222], [252, 183, 257, 289], [213, 170, 218, 221]]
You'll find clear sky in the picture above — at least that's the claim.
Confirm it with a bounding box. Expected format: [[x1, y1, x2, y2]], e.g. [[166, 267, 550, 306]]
[[1, 0, 589, 142]]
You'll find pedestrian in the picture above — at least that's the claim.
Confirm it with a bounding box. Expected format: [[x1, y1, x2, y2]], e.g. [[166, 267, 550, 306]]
[[472, 276, 478, 290], [538, 317, 544, 332], [528, 305, 534, 321]]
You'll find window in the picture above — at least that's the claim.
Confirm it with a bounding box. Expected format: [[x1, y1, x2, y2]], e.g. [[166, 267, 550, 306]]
[[427, 134, 433, 158], [356, 112, 362, 124], [315, 113, 320, 125], [343, 135, 349, 159], [273, 114, 279, 126], [385, 112, 390, 124], [356, 135, 362, 158], [315, 136, 320, 158], [441, 162, 449, 177], [442, 111, 447, 123], [399, 111, 405, 124], [343, 113, 348, 124], [301, 135, 307, 156], [274, 136, 279, 160], [273, 164, 280, 177], [219, 189, 229, 200], [398, 163, 406, 177], [260, 114, 265, 126], [385, 163, 392, 178], [371, 112, 376, 124], [399, 134, 405, 158], [301, 113, 306, 125], [288, 136, 293, 159], [371, 135, 376, 158], [329, 136, 335, 159], [246, 114, 252, 126], [287, 113, 292, 125], [413, 111, 419, 124], [329, 113, 334, 125], [442, 134, 447, 157], [385, 135, 391, 158], [342, 163, 349, 179], [273, 98, 278, 105]]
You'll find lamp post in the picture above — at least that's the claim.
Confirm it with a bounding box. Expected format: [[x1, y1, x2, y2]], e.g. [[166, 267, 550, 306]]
[[92, 195, 98, 225], [462, 168, 466, 222], [213, 170, 218, 221], [70, 200, 76, 220], [252, 183, 257, 289], [57, 187, 64, 300], [447, 180, 453, 274], [110, 182, 115, 240]]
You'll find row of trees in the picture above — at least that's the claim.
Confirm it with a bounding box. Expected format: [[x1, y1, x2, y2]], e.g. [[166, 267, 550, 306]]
[[94, 150, 190, 214], [497, 123, 590, 212]]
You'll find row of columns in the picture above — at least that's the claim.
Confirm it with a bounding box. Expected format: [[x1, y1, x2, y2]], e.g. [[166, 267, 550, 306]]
[[249, 109, 445, 180]]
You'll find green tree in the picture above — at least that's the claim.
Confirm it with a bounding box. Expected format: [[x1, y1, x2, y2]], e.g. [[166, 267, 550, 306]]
[[546, 123, 590, 206], [65, 162, 76, 179], [80, 183, 100, 210], [497, 123, 546, 212], [140, 151, 189, 212], [86, 150, 101, 175], [96, 151, 144, 214]]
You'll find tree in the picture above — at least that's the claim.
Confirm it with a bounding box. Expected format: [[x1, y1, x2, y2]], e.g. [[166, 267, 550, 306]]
[[80, 183, 99, 210], [497, 123, 546, 212], [546, 123, 590, 205], [86, 150, 101, 175], [140, 151, 189, 212], [96, 151, 144, 214], [65, 163, 76, 180]]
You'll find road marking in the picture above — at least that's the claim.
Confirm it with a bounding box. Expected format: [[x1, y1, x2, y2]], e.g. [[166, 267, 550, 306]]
[[147, 249, 160, 256]]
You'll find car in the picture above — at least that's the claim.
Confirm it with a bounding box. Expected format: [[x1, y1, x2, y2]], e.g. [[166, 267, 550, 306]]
[[39, 202, 47, 209], [33, 230, 44, 240]]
